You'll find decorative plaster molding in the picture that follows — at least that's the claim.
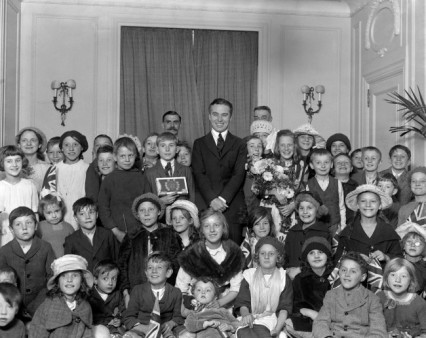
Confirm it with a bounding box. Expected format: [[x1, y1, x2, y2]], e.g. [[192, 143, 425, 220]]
[[365, 0, 400, 57]]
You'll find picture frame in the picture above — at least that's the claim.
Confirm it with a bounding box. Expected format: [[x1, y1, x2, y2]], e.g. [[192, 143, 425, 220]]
[[156, 177, 189, 196]]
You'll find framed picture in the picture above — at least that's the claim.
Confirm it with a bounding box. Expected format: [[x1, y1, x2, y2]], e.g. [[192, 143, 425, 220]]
[[156, 177, 189, 196]]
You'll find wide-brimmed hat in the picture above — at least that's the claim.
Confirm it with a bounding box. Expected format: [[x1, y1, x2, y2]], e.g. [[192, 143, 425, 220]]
[[59, 130, 88, 153], [396, 222, 426, 241], [47, 255, 93, 290], [15, 127, 48, 153], [250, 120, 273, 135], [166, 200, 200, 228], [293, 123, 325, 148], [132, 193, 165, 220], [345, 184, 392, 211]]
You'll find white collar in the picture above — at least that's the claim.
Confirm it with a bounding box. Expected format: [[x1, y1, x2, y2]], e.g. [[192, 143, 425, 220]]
[[211, 129, 228, 141]]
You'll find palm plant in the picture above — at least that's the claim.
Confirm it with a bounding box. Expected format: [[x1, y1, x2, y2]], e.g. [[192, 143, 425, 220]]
[[386, 86, 426, 137]]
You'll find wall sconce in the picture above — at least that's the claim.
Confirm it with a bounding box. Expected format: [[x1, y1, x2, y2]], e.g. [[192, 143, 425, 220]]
[[51, 80, 76, 126], [301, 85, 325, 122]]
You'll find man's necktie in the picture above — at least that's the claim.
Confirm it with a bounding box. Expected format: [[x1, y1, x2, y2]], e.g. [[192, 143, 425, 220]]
[[165, 162, 172, 177], [217, 133, 224, 153]]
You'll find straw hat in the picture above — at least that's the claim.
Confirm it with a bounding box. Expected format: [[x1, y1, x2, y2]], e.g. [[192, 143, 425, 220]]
[[166, 200, 200, 228], [293, 123, 325, 147], [345, 184, 393, 211], [132, 192, 166, 219], [47, 255, 93, 290], [16, 127, 48, 153]]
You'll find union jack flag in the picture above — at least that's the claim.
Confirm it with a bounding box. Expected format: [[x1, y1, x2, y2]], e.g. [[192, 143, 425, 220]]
[[366, 256, 383, 293], [40, 165, 57, 198]]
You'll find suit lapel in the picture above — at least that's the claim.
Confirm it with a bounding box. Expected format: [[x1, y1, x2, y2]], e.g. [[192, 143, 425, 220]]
[[92, 228, 105, 256], [220, 132, 236, 158], [204, 133, 221, 159]]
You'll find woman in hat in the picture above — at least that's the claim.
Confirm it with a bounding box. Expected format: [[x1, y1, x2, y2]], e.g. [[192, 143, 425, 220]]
[[335, 184, 402, 266], [16, 126, 50, 192], [29, 254, 96, 338], [166, 200, 200, 249], [41, 130, 89, 228]]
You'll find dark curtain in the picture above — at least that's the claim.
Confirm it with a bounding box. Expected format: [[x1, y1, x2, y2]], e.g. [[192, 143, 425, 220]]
[[120, 27, 203, 143], [193, 30, 258, 137], [120, 27, 258, 143]]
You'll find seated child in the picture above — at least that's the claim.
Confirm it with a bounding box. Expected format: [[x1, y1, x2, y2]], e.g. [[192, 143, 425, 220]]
[[241, 206, 277, 269], [29, 254, 94, 337], [166, 200, 200, 249], [64, 197, 119, 272], [123, 252, 184, 338], [313, 251, 387, 337], [176, 141, 192, 167], [176, 209, 244, 311], [119, 193, 182, 302], [377, 173, 400, 228], [307, 148, 346, 237], [0, 265, 18, 285], [37, 193, 74, 257], [144, 132, 195, 204], [350, 148, 363, 176], [352, 146, 382, 185], [46, 136, 64, 164], [0, 207, 55, 316], [286, 237, 333, 337], [285, 191, 330, 279], [333, 153, 359, 225], [184, 277, 240, 338], [141, 132, 159, 172], [377, 257, 426, 337], [398, 167, 426, 226], [396, 222, 426, 294], [0, 283, 25, 337], [234, 237, 292, 338], [89, 260, 126, 336], [380, 144, 412, 205]]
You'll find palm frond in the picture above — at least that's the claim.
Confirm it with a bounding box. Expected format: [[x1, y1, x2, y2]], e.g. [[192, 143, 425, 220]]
[[386, 87, 426, 138]]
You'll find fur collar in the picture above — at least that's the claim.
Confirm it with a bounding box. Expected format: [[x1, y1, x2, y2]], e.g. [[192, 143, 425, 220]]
[[178, 239, 244, 286]]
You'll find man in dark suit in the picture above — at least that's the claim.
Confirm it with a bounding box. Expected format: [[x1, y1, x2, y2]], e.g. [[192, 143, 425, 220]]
[[192, 98, 247, 244]]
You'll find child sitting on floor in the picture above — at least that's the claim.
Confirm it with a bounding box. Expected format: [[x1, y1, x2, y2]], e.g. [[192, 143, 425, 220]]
[[234, 237, 292, 338], [377, 258, 426, 337], [123, 252, 184, 338], [184, 277, 240, 337], [313, 251, 387, 337], [89, 260, 126, 336]]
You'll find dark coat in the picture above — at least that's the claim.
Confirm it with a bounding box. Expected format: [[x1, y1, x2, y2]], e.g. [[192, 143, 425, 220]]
[[335, 216, 402, 264], [289, 268, 332, 331], [118, 225, 182, 292], [0, 237, 55, 310], [178, 239, 245, 287], [98, 168, 146, 235], [88, 288, 125, 326], [29, 296, 92, 338], [144, 160, 195, 202], [284, 220, 330, 268], [192, 132, 247, 244], [85, 160, 101, 203], [123, 282, 183, 329], [64, 226, 120, 272]]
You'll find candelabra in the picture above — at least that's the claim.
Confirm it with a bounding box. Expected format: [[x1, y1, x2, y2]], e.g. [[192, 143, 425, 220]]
[[301, 85, 325, 122], [51, 80, 76, 126]]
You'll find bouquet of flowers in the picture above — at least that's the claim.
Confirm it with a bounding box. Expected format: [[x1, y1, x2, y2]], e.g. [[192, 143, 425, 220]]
[[248, 158, 298, 233]]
